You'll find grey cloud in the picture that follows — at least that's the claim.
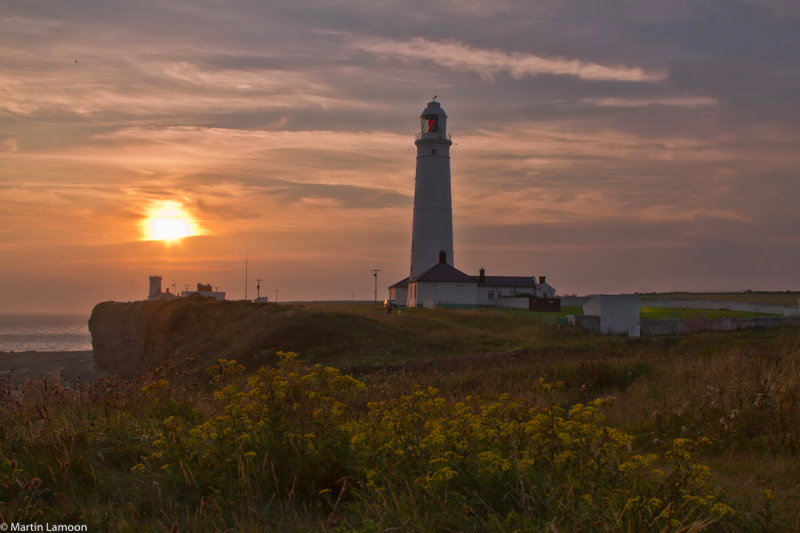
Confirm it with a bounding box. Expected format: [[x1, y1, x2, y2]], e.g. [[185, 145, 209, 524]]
[[266, 180, 410, 209], [458, 215, 755, 250], [171, 173, 410, 212]]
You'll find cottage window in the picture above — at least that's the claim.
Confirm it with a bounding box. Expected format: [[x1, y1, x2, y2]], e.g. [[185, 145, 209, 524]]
[[488, 290, 495, 300]]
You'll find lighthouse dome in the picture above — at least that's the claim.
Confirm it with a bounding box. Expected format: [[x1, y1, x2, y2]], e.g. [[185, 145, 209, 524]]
[[421, 100, 447, 117], [418, 99, 449, 141]]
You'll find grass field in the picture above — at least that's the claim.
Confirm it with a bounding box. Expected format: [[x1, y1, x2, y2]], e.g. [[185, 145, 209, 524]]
[[640, 291, 800, 306], [3, 303, 800, 530], [640, 307, 779, 319]]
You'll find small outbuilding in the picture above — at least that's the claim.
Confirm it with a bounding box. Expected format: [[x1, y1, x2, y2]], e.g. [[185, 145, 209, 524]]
[[582, 294, 640, 335]]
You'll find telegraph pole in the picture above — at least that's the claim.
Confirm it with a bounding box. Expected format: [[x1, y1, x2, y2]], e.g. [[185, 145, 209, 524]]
[[371, 269, 381, 305]]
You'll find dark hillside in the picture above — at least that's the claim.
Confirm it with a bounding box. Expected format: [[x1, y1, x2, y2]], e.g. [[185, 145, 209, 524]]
[[88, 297, 580, 375], [89, 297, 410, 373]]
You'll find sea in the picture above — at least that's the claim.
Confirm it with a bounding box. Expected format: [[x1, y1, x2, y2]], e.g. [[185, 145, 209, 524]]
[[0, 312, 92, 353]]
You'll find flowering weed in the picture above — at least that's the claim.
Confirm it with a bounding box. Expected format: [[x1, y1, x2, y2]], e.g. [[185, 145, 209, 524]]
[[139, 352, 365, 502], [347, 384, 734, 531]]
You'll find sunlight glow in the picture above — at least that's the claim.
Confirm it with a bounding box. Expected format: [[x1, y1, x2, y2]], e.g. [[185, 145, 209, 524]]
[[142, 200, 202, 242]]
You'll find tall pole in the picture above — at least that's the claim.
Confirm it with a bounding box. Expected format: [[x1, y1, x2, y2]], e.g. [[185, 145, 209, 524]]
[[372, 269, 381, 304], [256, 279, 262, 300]]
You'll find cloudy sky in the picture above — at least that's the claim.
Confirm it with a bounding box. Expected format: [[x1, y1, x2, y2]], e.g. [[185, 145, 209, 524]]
[[2, 0, 800, 313]]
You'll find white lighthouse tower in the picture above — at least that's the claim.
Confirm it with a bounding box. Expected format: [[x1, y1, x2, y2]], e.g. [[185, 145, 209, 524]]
[[409, 99, 454, 279]]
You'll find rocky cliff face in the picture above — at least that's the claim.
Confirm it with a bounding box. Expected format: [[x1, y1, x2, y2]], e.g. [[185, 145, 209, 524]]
[[88, 297, 397, 375], [89, 300, 159, 374]]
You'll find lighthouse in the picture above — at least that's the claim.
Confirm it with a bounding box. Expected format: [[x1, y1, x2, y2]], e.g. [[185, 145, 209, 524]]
[[387, 99, 558, 309], [409, 99, 454, 279]]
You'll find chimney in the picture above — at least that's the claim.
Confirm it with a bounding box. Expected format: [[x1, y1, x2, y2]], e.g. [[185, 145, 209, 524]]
[[479, 268, 486, 283], [538, 276, 546, 285], [438, 250, 447, 265]]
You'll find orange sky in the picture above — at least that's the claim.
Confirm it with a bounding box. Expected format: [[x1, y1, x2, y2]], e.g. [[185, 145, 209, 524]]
[[2, 1, 800, 314]]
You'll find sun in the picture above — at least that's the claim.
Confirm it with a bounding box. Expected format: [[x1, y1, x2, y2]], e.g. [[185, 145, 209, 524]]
[[142, 200, 203, 243]]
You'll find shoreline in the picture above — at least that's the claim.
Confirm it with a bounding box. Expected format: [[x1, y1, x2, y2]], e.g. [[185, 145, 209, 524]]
[[0, 350, 103, 385]]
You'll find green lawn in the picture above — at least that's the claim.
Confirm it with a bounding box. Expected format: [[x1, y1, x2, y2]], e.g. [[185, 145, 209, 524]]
[[640, 291, 800, 306], [640, 306, 779, 319]]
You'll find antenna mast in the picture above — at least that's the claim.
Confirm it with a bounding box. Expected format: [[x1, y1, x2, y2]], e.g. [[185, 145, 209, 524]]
[[371, 268, 382, 305]]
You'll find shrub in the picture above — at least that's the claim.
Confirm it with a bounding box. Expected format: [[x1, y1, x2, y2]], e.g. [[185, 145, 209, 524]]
[[347, 382, 734, 531], [1, 447, 49, 523], [1, 351, 744, 530], [139, 352, 366, 503]]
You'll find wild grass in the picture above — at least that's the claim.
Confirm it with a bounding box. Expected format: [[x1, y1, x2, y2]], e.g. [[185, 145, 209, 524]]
[[640, 291, 800, 306], [640, 307, 779, 319], [4, 306, 800, 530]]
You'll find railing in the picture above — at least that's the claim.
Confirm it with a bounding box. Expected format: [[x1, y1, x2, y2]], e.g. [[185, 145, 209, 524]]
[[415, 132, 452, 141]]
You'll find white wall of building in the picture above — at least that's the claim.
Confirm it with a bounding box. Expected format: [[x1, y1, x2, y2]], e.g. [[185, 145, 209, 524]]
[[148, 275, 162, 299], [180, 290, 226, 301], [536, 282, 556, 299], [496, 297, 530, 309], [583, 295, 640, 335], [389, 285, 408, 306], [410, 281, 477, 307], [476, 285, 532, 305]]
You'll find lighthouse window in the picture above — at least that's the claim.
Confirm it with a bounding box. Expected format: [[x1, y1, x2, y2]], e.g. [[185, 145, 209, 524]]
[[421, 116, 439, 133], [431, 148, 437, 156]]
